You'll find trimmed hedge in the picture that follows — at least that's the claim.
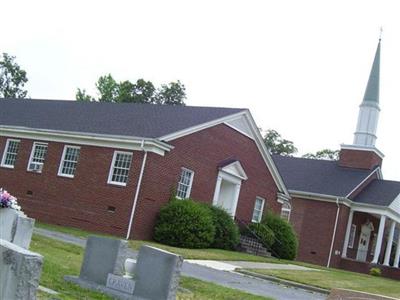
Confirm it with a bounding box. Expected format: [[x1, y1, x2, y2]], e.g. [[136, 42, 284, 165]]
[[207, 205, 240, 250], [154, 199, 215, 248], [262, 212, 298, 260]]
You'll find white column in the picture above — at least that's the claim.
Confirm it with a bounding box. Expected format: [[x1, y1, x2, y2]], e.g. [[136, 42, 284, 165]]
[[372, 215, 386, 264], [230, 183, 242, 218], [212, 176, 223, 206], [394, 226, 400, 268], [342, 209, 354, 258], [383, 220, 396, 266]]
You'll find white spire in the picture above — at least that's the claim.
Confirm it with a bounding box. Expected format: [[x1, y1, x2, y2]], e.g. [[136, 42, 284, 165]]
[[353, 39, 381, 147]]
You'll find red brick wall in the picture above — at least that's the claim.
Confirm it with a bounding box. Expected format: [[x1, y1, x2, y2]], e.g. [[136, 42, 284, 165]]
[[131, 124, 281, 239], [290, 197, 350, 267], [340, 258, 400, 281], [339, 149, 382, 170], [0, 136, 145, 236], [0, 123, 282, 240]]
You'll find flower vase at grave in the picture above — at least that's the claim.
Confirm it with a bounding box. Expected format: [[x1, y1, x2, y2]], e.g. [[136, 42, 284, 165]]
[[124, 258, 136, 279]]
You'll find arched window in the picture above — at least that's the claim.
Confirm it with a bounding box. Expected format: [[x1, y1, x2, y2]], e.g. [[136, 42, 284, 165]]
[[280, 202, 291, 221]]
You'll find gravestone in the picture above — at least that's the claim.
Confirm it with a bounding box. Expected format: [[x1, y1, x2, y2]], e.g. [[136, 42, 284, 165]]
[[13, 215, 35, 249], [133, 245, 183, 300], [0, 239, 43, 300], [0, 208, 34, 249], [79, 236, 128, 285]]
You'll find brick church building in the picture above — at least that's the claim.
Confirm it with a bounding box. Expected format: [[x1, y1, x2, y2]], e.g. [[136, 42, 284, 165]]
[[1, 39, 399, 277]]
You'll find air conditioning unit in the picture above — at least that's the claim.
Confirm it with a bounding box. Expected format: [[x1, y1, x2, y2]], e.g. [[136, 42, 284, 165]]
[[29, 163, 43, 172]]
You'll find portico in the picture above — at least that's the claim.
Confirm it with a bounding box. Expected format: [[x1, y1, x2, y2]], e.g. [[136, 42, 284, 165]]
[[342, 205, 400, 268]]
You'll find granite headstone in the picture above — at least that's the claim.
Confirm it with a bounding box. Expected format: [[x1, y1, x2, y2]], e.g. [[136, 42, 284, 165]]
[[133, 245, 183, 300], [0, 239, 43, 300], [79, 236, 128, 285]]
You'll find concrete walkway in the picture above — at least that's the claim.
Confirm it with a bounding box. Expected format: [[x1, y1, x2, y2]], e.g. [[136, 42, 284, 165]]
[[185, 260, 318, 271], [33, 227, 326, 300]]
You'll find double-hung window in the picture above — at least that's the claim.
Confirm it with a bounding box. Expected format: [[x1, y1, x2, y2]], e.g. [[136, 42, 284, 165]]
[[1, 139, 20, 168], [27, 142, 48, 173], [252, 197, 265, 223], [108, 151, 133, 186], [176, 168, 194, 199], [280, 202, 291, 221], [58, 145, 80, 177]]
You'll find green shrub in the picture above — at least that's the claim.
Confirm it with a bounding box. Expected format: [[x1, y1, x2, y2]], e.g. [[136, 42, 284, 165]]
[[245, 222, 275, 249], [154, 199, 215, 248], [207, 205, 240, 250], [262, 212, 298, 260], [369, 267, 382, 277]]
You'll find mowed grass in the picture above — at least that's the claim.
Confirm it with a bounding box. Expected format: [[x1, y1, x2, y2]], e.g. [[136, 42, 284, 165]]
[[30, 234, 273, 300], [247, 268, 400, 298], [35, 222, 282, 263]]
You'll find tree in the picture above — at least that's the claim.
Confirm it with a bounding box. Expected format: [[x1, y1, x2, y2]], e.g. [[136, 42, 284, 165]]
[[76, 75, 186, 105], [302, 149, 339, 160], [0, 53, 28, 98], [263, 129, 297, 156], [156, 81, 186, 105], [75, 88, 93, 102], [96, 74, 119, 102]]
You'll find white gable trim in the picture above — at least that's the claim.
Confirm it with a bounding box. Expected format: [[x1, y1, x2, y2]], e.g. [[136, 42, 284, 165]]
[[1, 126, 173, 156], [389, 193, 400, 215], [345, 167, 381, 198], [159, 110, 290, 197], [220, 161, 248, 181], [160, 111, 247, 141]]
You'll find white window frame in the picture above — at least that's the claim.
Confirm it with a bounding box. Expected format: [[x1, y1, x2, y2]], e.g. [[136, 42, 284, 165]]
[[1, 139, 21, 168], [348, 224, 357, 249], [27, 142, 48, 173], [176, 168, 194, 199], [252, 197, 265, 223], [58, 145, 81, 178], [107, 151, 133, 186], [280, 201, 291, 221]]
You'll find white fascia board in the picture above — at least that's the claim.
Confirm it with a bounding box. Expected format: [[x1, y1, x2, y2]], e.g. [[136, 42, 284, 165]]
[[351, 202, 400, 224], [340, 144, 385, 159], [159, 111, 248, 141], [345, 168, 380, 198], [289, 190, 351, 206], [290, 189, 400, 222], [158, 109, 290, 197], [243, 110, 290, 197], [0, 126, 173, 156]]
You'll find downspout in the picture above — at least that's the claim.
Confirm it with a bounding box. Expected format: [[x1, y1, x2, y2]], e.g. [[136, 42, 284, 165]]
[[126, 140, 148, 240], [327, 197, 341, 267]]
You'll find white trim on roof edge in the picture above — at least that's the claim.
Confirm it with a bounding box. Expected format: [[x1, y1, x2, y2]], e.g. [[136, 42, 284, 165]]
[[159, 110, 290, 197], [0, 126, 173, 156], [289, 189, 400, 223], [345, 167, 381, 198]]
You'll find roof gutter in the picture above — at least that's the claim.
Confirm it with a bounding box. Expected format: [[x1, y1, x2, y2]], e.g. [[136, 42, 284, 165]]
[[327, 197, 340, 268], [126, 140, 148, 239], [1, 125, 173, 156]]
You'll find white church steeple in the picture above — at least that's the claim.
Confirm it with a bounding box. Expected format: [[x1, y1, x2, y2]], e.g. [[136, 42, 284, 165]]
[[353, 39, 381, 147]]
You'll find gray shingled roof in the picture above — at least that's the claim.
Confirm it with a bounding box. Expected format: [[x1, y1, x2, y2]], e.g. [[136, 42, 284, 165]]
[[272, 155, 372, 197], [353, 179, 400, 206], [0, 99, 245, 139]]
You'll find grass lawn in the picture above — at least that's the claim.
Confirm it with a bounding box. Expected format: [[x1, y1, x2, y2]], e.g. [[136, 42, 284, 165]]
[[30, 234, 273, 300], [35, 222, 282, 263], [246, 268, 400, 298]]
